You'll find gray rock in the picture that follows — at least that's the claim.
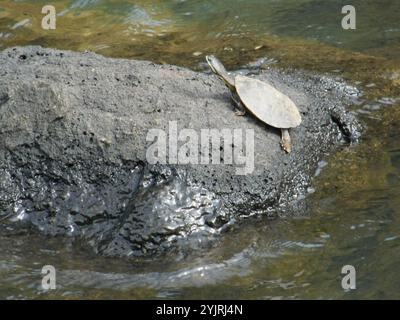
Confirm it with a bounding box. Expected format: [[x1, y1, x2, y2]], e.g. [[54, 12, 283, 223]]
[[0, 46, 361, 257]]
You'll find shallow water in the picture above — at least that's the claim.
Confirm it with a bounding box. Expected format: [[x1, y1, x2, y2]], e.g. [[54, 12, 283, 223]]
[[0, 0, 400, 299]]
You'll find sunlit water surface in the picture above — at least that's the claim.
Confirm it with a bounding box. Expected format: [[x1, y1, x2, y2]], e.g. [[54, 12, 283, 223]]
[[0, 0, 400, 299]]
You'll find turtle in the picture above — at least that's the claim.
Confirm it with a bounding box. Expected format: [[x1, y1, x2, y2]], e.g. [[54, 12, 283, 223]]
[[205, 55, 302, 153]]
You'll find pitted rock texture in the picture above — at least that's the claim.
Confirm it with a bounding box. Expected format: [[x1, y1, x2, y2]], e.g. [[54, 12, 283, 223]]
[[0, 46, 361, 257]]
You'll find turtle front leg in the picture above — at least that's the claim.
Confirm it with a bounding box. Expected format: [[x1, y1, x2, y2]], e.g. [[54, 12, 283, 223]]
[[231, 91, 246, 116], [280, 129, 292, 153]]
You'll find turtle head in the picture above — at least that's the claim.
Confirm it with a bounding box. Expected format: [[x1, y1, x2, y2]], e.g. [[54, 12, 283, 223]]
[[206, 55, 235, 89], [206, 55, 227, 76]]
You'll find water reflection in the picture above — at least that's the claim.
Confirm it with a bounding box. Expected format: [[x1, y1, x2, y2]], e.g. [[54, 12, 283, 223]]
[[1, 1, 400, 64]]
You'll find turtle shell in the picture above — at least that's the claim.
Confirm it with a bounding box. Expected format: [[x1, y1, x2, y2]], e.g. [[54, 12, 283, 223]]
[[235, 75, 302, 129]]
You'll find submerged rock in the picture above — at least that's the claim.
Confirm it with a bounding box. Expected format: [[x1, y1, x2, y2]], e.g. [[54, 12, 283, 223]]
[[0, 46, 360, 257]]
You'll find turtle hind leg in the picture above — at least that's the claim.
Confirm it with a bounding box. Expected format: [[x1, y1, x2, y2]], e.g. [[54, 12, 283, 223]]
[[231, 91, 246, 116], [280, 129, 292, 153]]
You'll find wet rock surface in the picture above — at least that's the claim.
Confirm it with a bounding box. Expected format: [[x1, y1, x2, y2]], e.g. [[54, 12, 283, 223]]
[[0, 46, 361, 257]]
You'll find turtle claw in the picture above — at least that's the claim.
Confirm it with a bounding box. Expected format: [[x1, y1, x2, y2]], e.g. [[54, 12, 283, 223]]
[[280, 140, 292, 153], [281, 129, 292, 153], [234, 110, 246, 116]]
